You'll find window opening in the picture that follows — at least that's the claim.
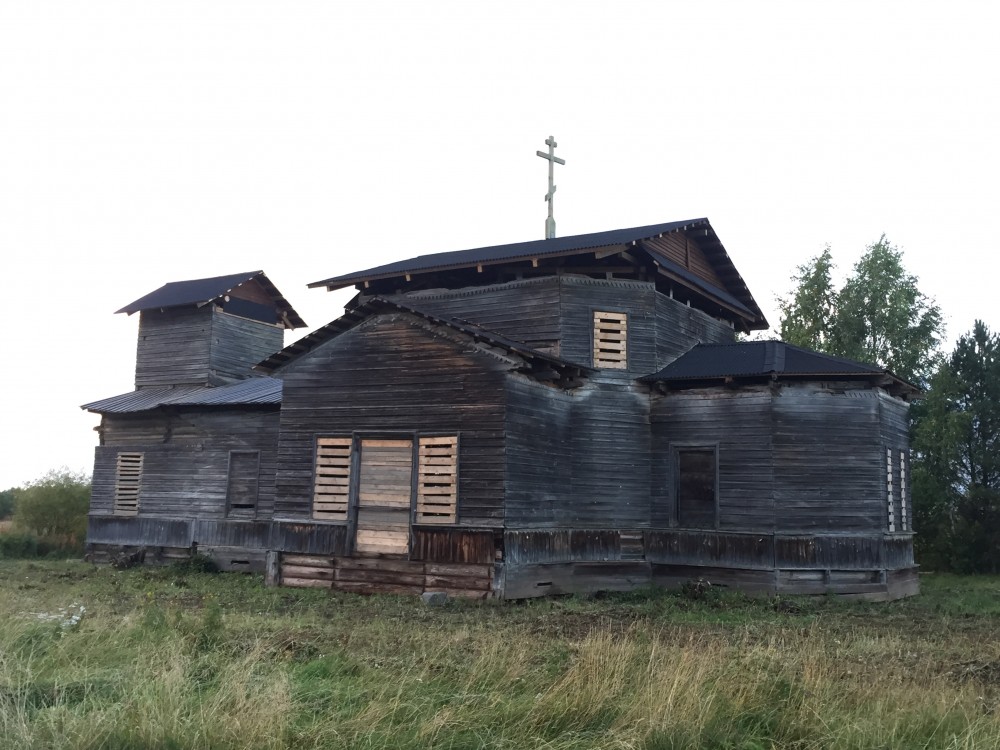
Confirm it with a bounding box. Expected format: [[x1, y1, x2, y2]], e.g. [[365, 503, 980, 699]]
[[593, 311, 627, 368], [676, 448, 717, 529], [226, 451, 259, 517], [417, 436, 458, 523], [313, 437, 351, 521], [887, 448, 896, 533], [114, 452, 143, 515]]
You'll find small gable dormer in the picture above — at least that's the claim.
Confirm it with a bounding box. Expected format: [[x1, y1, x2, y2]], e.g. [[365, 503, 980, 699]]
[[116, 271, 306, 388]]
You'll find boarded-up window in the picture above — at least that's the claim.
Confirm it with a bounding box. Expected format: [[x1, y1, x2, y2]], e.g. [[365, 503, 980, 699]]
[[593, 311, 627, 368], [886, 448, 896, 532], [417, 436, 458, 523], [899, 449, 908, 532], [677, 448, 717, 529], [114, 452, 143, 515], [356, 439, 412, 555], [226, 451, 259, 518], [313, 437, 352, 521]]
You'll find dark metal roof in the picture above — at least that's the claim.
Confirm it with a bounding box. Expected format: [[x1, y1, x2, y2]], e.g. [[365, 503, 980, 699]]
[[309, 220, 700, 290], [255, 296, 591, 379], [82, 377, 283, 414], [306, 219, 766, 329], [116, 271, 306, 329], [641, 341, 918, 394]]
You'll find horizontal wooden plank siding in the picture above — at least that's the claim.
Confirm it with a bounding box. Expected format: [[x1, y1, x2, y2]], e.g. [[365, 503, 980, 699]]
[[558, 276, 656, 377], [568, 382, 651, 526], [89, 408, 280, 522], [135, 306, 214, 387], [192, 519, 272, 549], [774, 534, 885, 569], [395, 276, 563, 352], [879, 392, 913, 531], [502, 562, 651, 599], [653, 293, 735, 369], [87, 516, 193, 547], [503, 376, 574, 527], [208, 309, 284, 386], [651, 387, 774, 531], [135, 306, 283, 389], [772, 385, 884, 533], [279, 555, 495, 598], [274, 314, 507, 526], [505, 529, 623, 564], [645, 529, 775, 569]]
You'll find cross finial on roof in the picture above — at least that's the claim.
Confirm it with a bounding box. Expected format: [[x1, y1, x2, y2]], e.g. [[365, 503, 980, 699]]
[[536, 135, 566, 239]]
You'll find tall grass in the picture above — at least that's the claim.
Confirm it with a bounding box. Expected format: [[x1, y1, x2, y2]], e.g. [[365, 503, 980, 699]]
[[2, 561, 1000, 749]]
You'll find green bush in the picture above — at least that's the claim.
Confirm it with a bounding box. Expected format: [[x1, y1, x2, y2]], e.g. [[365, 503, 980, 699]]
[[0, 487, 15, 519], [13, 468, 90, 545], [0, 531, 45, 558], [0, 530, 84, 559]]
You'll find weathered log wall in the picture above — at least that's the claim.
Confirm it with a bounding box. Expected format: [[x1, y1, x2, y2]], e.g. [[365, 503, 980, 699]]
[[653, 292, 735, 366], [135, 307, 283, 388], [772, 385, 884, 533], [397, 276, 562, 353], [651, 387, 775, 530], [274, 314, 507, 526], [91, 408, 280, 519]]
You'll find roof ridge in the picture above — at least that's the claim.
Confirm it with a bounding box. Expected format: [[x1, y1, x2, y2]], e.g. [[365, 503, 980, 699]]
[[308, 218, 710, 290]]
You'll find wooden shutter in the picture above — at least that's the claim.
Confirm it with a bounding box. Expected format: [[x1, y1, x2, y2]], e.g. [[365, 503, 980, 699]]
[[114, 452, 143, 515], [417, 436, 458, 523], [593, 311, 627, 368], [313, 437, 352, 521]]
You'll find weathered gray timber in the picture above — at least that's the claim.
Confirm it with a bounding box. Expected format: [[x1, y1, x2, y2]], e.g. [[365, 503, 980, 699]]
[[91, 408, 280, 519], [135, 306, 283, 388], [273, 314, 508, 526], [652, 387, 775, 531], [400, 275, 734, 370], [85, 221, 920, 601], [402, 277, 563, 353]]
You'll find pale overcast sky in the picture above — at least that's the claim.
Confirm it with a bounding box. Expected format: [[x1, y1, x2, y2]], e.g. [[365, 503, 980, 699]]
[[1, 1, 997, 489]]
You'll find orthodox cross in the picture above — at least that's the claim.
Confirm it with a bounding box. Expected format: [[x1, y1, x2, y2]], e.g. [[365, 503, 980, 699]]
[[536, 135, 566, 239]]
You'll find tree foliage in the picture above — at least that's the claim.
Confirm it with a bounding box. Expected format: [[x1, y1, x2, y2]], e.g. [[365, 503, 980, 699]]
[[779, 236, 942, 385], [911, 321, 1000, 572], [0, 488, 14, 519], [13, 468, 91, 544], [777, 246, 836, 352]]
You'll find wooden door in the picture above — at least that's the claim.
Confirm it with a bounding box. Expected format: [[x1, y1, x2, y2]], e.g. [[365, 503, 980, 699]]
[[354, 439, 412, 556]]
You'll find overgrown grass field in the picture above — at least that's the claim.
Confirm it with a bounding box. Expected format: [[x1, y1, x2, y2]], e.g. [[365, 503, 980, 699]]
[[2, 561, 1000, 749]]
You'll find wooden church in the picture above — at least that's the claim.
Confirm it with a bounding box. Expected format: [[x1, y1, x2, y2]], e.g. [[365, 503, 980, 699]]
[[83, 217, 920, 599]]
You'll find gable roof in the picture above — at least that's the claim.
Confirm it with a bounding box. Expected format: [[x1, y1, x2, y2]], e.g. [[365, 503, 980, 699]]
[[642, 341, 919, 396], [308, 218, 767, 329], [116, 271, 307, 329], [81, 377, 283, 414], [255, 296, 591, 383]]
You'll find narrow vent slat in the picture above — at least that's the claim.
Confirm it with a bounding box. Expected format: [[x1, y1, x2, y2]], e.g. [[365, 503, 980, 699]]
[[313, 437, 352, 521], [114, 452, 143, 516], [593, 311, 628, 369], [417, 436, 457, 523]]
